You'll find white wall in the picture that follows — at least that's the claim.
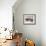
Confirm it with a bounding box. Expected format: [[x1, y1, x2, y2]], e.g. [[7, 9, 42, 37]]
[[0, 0, 16, 29], [13, 0, 41, 46], [41, 0, 46, 46]]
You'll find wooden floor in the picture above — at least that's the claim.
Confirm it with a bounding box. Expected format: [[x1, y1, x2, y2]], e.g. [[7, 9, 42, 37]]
[[0, 39, 16, 46]]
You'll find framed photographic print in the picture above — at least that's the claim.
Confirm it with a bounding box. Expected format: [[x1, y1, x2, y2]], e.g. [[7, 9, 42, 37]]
[[23, 14, 36, 25]]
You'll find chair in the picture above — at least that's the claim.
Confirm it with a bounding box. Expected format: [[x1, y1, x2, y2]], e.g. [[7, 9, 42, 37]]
[[25, 40, 35, 46], [14, 33, 23, 46]]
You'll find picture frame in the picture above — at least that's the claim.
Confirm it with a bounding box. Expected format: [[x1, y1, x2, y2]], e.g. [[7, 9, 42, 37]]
[[23, 14, 36, 25]]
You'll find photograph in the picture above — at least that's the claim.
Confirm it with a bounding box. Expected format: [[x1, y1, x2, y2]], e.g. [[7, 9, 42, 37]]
[[23, 14, 36, 25]]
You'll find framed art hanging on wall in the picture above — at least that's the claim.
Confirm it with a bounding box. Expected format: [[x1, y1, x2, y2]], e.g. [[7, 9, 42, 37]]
[[23, 14, 36, 25]]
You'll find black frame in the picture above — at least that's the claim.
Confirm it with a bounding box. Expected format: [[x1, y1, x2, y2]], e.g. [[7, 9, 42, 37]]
[[23, 14, 36, 25]]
